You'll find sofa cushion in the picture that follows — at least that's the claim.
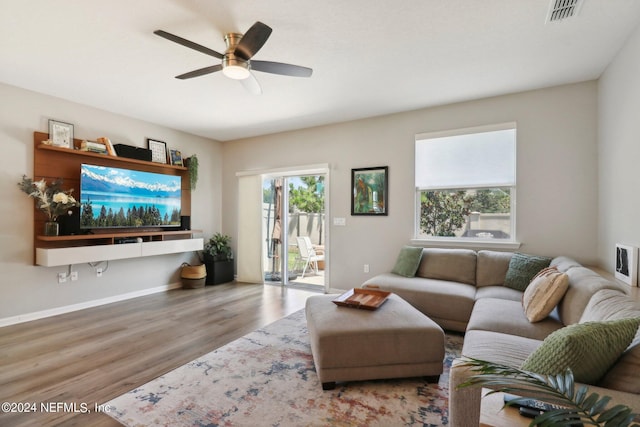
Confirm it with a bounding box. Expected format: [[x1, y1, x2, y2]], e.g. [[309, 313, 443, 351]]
[[580, 289, 640, 394], [362, 273, 475, 332], [390, 246, 423, 277], [550, 256, 582, 273], [476, 250, 513, 287], [579, 289, 640, 324], [504, 253, 552, 291], [557, 267, 628, 326], [467, 298, 563, 341], [461, 330, 542, 368], [522, 267, 569, 322], [599, 342, 640, 394], [521, 318, 640, 384], [475, 285, 523, 302], [416, 248, 477, 285]]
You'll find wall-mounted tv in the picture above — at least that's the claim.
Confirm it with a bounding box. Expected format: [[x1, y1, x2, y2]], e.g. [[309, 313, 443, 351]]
[[80, 164, 181, 229]]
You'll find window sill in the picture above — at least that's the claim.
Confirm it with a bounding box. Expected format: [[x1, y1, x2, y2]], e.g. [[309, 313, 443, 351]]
[[410, 238, 521, 251]]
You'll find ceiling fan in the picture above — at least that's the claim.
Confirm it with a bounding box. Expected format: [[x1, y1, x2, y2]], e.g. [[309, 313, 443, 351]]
[[154, 21, 313, 95]]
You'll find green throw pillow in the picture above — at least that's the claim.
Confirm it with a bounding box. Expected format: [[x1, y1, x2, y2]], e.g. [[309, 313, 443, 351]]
[[391, 246, 423, 277], [521, 317, 640, 384], [504, 252, 552, 291]]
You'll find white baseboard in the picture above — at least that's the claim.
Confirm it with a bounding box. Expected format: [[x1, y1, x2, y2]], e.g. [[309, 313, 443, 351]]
[[0, 282, 182, 328]]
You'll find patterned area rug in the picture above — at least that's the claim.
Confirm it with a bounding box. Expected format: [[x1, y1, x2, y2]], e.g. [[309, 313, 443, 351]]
[[107, 309, 463, 426]]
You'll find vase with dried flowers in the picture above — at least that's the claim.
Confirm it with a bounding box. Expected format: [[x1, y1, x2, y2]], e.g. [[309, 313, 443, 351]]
[[18, 175, 79, 236]]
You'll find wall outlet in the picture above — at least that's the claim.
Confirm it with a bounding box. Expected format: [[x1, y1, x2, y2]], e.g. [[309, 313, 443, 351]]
[[96, 268, 103, 278], [363, 264, 370, 273], [58, 273, 67, 284], [70, 271, 78, 281]]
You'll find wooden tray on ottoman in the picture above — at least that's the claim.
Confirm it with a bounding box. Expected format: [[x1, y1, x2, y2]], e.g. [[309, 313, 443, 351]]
[[332, 288, 391, 310]]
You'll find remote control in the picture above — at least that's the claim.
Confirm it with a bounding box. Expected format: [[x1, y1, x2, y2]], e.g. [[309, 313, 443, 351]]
[[520, 406, 544, 418], [504, 393, 564, 412]]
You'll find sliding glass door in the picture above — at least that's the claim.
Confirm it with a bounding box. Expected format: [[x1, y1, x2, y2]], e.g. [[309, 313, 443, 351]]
[[263, 173, 326, 289]]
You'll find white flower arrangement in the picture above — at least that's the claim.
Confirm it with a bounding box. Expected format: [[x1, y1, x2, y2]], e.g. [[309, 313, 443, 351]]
[[18, 175, 79, 221]]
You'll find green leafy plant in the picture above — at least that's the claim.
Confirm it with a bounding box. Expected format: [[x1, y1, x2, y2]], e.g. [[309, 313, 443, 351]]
[[288, 176, 324, 213], [186, 154, 198, 190], [420, 190, 474, 236], [458, 357, 639, 427], [203, 233, 233, 261]]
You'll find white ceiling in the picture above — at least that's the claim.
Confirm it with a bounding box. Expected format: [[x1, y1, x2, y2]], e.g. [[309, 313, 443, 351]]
[[2, 0, 640, 141]]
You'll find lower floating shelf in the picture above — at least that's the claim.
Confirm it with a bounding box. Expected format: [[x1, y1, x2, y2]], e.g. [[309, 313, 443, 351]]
[[35, 238, 204, 267]]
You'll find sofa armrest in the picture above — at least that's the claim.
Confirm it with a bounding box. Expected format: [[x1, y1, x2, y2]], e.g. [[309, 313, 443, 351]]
[[449, 358, 483, 427]]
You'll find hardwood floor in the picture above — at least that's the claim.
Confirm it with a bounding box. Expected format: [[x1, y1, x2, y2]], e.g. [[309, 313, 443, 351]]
[[0, 283, 319, 426]]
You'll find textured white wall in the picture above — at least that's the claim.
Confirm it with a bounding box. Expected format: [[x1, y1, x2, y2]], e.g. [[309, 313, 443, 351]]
[[222, 82, 599, 291], [0, 83, 221, 321], [598, 23, 640, 274]]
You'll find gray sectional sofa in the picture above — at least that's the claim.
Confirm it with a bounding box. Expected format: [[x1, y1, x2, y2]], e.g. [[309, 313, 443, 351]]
[[362, 248, 640, 426]]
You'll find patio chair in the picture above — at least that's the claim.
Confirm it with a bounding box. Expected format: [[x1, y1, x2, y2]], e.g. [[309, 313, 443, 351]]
[[296, 236, 325, 278]]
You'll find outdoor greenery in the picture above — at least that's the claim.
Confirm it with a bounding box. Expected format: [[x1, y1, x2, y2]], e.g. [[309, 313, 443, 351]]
[[458, 357, 639, 427], [469, 188, 510, 213], [263, 176, 325, 214], [288, 176, 325, 213], [420, 190, 473, 237], [419, 188, 510, 237]]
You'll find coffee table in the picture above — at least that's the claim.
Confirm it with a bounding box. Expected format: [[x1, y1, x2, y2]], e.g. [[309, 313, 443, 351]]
[[480, 389, 529, 427]]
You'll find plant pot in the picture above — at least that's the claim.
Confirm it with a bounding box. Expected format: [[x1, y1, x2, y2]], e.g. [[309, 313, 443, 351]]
[[203, 254, 234, 285]]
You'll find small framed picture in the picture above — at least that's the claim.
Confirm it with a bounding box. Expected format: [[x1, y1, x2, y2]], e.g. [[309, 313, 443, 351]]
[[615, 243, 638, 286], [48, 119, 74, 148], [147, 138, 167, 164], [169, 148, 183, 166], [351, 166, 388, 216]]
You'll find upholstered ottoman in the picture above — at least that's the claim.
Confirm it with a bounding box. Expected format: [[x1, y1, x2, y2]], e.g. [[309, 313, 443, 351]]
[[305, 293, 445, 390]]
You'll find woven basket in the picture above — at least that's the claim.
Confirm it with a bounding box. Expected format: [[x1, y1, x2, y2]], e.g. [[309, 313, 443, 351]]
[[181, 263, 206, 288]]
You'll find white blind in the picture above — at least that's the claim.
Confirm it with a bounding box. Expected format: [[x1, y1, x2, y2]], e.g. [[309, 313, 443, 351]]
[[415, 127, 516, 189], [236, 175, 264, 283]]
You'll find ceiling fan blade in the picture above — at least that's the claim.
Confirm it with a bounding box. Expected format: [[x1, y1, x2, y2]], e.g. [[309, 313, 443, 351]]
[[240, 73, 262, 95], [234, 21, 272, 60], [154, 30, 224, 60], [251, 60, 313, 78], [175, 64, 223, 80]]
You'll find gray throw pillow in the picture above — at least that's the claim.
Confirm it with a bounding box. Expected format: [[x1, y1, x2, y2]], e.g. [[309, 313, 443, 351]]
[[391, 246, 423, 277], [504, 252, 552, 291]]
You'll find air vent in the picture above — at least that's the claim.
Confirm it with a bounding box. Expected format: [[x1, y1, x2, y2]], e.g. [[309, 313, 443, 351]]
[[546, 0, 584, 23]]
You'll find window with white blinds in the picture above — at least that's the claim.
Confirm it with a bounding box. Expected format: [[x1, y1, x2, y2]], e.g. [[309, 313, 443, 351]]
[[414, 123, 516, 242]]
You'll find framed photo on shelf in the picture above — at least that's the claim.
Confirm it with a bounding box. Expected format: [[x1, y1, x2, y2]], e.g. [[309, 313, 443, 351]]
[[169, 148, 183, 166], [48, 119, 74, 148], [147, 138, 167, 164], [351, 166, 388, 216], [615, 243, 638, 286]]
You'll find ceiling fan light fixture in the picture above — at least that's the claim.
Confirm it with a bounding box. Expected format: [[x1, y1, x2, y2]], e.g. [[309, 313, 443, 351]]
[[155, 23, 313, 93], [222, 56, 251, 80], [223, 64, 250, 80]]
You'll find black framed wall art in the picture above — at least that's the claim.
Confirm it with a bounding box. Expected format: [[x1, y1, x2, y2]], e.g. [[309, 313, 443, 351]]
[[351, 166, 388, 216]]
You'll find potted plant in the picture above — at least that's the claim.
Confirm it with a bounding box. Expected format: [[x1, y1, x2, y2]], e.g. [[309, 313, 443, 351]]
[[18, 175, 79, 236], [202, 232, 234, 285]]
